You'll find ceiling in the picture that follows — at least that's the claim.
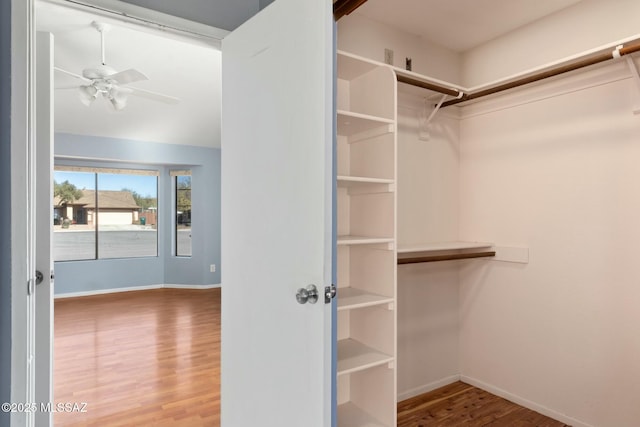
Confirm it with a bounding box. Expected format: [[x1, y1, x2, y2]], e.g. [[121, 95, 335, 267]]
[[36, 0, 222, 148], [36, 0, 586, 149], [355, 0, 585, 52]]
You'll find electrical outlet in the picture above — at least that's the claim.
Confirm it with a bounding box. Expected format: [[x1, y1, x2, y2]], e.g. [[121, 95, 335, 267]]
[[384, 48, 394, 65], [210, 264, 216, 273]]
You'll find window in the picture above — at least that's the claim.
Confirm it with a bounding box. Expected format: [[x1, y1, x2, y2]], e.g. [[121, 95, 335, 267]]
[[53, 166, 158, 261], [173, 170, 192, 257]]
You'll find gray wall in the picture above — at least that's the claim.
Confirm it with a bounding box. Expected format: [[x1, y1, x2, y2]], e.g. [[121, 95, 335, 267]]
[[0, 0, 11, 424], [54, 133, 221, 294]]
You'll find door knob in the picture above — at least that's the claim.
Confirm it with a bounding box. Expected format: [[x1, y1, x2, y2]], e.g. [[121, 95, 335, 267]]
[[296, 284, 319, 304]]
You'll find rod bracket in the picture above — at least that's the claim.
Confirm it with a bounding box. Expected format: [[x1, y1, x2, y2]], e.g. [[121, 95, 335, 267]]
[[624, 56, 640, 115], [612, 44, 623, 59], [418, 94, 449, 141]]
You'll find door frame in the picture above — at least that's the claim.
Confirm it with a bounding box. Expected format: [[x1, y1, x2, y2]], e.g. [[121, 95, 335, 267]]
[[8, 0, 35, 424]]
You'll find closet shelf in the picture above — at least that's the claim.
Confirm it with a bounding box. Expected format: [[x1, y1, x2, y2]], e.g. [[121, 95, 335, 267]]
[[337, 287, 394, 311], [338, 402, 390, 427], [337, 176, 394, 186], [337, 110, 395, 138], [337, 176, 395, 194], [337, 339, 394, 376], [337, 50, 383, 81], [397, 241, 495, 264], [338, 235, 394, 246], [397, 241, 493, 252]]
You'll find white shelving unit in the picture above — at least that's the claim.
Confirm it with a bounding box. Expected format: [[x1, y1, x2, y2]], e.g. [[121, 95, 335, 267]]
[[337, 339, 394, 376], [337, 235, 394, 246], [338, 402, 388, 427], [336, 50, 397, 427], [337, 287, 394, 311]]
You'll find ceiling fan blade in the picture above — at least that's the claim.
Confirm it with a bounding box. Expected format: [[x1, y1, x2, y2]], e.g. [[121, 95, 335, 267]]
[[129, 87, 180, 105], [107, 68, 148, 85], [55, 67, 92, 83]]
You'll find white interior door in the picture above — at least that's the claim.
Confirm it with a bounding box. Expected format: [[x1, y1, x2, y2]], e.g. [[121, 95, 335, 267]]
[[35, 31, 54, 427], [221, 0, 334, 426]]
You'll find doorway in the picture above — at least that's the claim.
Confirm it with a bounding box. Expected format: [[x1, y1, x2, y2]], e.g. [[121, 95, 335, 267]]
[[37, 0, 223, 423]]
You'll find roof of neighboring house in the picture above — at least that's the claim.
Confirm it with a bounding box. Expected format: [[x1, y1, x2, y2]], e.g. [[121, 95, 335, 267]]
[[54, 190, 139, 209]]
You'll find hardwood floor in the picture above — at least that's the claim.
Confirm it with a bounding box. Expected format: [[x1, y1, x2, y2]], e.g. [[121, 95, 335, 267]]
[[54, 288, 220, 427], [398, 381, 570, 427], [56, 289, 568, 426]]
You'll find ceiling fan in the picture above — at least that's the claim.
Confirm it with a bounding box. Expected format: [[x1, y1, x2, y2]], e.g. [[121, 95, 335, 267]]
[[55, 21, 180, 111]]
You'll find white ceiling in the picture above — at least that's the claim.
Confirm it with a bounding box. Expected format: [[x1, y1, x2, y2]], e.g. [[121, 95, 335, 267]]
[[36, 0, 586, 149], [355, 0, 585, 52], [36, 1, 222, 148]]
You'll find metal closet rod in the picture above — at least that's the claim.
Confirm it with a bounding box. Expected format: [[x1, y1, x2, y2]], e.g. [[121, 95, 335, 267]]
[[441, 40, 640, 107]]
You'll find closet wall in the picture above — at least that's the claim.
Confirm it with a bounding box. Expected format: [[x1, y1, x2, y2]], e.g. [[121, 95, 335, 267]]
[[462, 0, 640, 85], [338, 14, 461, 83], [459, 65, 640, 427], [340, 2, 640, 426], [456, 2, 640, 426]]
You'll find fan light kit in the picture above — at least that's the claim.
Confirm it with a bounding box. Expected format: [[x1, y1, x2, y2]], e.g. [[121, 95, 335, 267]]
[[55, 21, 180, 111]]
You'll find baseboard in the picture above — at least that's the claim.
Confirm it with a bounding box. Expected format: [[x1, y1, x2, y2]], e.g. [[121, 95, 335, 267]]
[[460, 375, 594, 427], [397, 374, 461, 402], [163, 283, 221, 290], [55, 283, 222, 299]]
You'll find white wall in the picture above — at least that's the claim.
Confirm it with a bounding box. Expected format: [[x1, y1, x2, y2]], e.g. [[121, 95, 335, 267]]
[[97, 211, 134, 225], [396, 92, 461, 399], [337, 14, 461, 83], [458, 62, 640, 427], [461, 0, 640, 87]]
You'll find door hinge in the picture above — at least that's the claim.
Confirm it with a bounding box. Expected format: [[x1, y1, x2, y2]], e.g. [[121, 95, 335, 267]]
[[324, 285, 337, 304]]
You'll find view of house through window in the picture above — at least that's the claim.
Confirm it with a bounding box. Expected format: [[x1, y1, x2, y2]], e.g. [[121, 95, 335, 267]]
[[53, 167, 159, 261], [174, 172, 192, 257]]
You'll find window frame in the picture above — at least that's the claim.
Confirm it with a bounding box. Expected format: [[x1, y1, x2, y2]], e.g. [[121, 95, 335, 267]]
[[53, 165, 160, 262], [172, 169, 192, 258]]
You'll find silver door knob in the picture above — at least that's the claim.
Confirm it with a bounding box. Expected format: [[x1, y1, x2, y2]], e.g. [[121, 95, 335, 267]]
[[296, 284, 319, 304]]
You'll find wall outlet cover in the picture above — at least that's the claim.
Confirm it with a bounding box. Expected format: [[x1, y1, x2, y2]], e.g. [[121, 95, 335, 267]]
[[384, 48, 394, 65]]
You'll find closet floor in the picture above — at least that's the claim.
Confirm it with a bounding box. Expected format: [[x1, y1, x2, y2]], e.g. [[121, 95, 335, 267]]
[[397, 381, 570, 427]]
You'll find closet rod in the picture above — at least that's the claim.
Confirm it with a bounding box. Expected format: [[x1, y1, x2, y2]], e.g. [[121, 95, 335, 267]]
[[396, 75, 461, 97], [397, 251, 496, 264], [442, 40, 640, 107], [334, 0, 369, 20]]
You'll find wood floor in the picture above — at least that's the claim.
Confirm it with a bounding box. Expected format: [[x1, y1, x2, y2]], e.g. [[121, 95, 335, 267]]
[[398, 381, 570, 427], [55, 288, 568, 426], [54, 288, 220, 427]]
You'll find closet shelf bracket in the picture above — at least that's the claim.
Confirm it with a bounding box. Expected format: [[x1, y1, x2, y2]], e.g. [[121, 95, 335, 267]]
[[623, 53, 640, 115], [419, 92, 463, 141]]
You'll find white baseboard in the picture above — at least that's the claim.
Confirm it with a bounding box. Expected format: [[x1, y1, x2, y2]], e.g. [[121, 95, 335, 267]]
[[460, 375, 593, 427], [55, 283, 222, 299], [397, 374, 461, 402], [164, 283, 221, 290]]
